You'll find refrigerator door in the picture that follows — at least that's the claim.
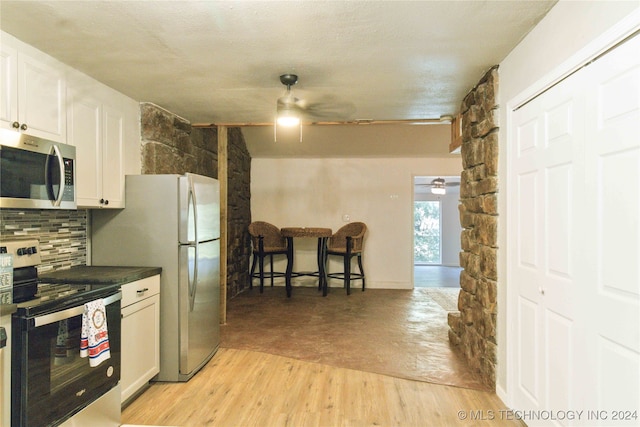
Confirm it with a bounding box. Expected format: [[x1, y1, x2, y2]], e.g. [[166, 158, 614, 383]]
[[179, 173, 220, 244], [178, 238, 220, 378]]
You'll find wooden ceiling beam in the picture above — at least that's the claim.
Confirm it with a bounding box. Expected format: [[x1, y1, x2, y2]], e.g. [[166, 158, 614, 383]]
[[192, 118, 451, 128]]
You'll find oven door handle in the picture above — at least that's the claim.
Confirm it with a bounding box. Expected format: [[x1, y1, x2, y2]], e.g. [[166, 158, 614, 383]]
[[33, 292, 122, 327]]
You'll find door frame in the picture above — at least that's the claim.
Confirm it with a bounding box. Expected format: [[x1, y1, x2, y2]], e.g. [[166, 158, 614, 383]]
[[504, 10, 640, 406]]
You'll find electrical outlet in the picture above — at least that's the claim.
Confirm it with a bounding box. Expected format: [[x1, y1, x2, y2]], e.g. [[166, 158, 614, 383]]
[[342, 214, 350, 222]]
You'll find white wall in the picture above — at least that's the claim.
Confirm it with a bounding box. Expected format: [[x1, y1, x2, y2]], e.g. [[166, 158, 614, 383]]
[[251, 157, 462, 289], [497, 0, 640, 398], [414, 189, 461, 266]]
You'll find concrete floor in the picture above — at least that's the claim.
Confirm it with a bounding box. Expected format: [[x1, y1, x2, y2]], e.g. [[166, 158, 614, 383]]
[[414, 265, 462, 288], [221, 283, 485, 391]]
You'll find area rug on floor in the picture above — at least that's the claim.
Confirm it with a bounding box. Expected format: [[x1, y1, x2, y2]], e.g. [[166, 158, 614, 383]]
[[220, 286, 486, 391], [421, 287, 460, 311]]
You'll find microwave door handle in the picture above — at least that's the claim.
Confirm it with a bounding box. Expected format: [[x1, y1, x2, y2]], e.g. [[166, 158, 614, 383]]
[[51, 145, 65, 206], [45, 145, 66, 206]]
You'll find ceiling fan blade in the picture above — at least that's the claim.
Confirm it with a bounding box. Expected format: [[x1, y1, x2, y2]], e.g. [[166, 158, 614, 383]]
[[298, 96, 357, 121]]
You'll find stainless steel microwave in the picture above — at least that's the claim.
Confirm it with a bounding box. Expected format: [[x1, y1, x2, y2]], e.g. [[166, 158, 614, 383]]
[[0, 129, 76, 209]]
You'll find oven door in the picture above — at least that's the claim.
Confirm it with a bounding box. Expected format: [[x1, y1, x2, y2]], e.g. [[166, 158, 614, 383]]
[[11, 292, 121, 427]]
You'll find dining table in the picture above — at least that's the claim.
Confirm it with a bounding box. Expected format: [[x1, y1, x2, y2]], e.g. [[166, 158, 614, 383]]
[[280, 227, 332, 297]]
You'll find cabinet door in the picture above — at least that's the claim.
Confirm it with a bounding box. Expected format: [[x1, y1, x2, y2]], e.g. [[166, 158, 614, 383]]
[[17, 52, 66, 142], [121, 293, 160, 404], [67, 89, 102, 207], [101, 104, 125, 208], [0, 43, 18, 127]]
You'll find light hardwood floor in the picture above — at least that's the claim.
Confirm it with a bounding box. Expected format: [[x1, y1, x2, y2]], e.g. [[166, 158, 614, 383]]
[[122, 348, 522, 427]]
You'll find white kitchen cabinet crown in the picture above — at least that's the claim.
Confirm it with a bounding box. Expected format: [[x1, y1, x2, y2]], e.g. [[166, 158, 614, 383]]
[[0, 32, 66, 142], [120, 275, 161, 405]]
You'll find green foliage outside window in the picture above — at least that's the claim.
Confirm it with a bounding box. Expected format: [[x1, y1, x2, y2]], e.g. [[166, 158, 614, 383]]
[[414, 201, 441, 264]]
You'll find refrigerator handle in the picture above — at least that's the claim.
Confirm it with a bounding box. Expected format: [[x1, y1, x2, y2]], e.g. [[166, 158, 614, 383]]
[[188, 176, 199, 311]]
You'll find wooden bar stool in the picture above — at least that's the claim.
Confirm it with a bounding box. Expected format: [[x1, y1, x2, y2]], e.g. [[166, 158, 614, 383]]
[[248, 221, 289, 293], [326, 222, 367, 295]]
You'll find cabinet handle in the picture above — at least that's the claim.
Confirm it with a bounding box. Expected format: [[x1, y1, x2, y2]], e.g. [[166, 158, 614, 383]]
[[104, 199, 109, 205], [100, 198, 104, 204], [136, 288, 149, 294], [12, 121, 19, 129], [20, 123, 27, 131]]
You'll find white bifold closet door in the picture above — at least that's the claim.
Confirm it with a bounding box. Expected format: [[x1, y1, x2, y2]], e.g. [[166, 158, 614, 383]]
[[509, 33, 639, 426]]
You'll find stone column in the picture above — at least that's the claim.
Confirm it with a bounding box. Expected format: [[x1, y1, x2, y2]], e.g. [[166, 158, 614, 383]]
[[448, 66, 499, 388]]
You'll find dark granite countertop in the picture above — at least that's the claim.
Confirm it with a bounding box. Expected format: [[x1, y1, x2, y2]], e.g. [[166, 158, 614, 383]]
[[39, 266, 162, 285]]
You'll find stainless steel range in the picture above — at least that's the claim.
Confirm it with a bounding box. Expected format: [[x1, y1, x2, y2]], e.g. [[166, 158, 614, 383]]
[[2, 240, 122, 427]]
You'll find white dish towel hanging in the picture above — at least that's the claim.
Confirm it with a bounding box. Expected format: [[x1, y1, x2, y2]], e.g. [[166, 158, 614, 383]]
[[80, 299, 111, 367]]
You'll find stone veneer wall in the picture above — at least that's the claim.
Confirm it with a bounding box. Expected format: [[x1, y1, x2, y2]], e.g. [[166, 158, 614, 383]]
[[0, 209, 87, 273], [140, 103, 251, 299], [141, 102, 218, 177], [226, 127, 252, 298], [448, 66, 499, 388]]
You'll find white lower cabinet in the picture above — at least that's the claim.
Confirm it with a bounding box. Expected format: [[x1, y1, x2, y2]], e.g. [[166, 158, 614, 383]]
[[120, 275, 160, 404]]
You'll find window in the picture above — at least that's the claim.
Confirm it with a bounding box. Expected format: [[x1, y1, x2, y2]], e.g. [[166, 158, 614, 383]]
[[414, 200, 441, 264]]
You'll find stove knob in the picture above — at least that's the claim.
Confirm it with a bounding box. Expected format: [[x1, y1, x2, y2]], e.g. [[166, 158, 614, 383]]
[[17, 248, 24, 256], [30, 246, 37, 254], [0, 247, 6, 254]]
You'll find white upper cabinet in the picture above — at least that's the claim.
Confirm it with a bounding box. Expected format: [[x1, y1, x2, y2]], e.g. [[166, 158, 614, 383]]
[[0, 33, 66, 142], [67, 71, 133, 209], [2, 31, 141, 207], [101, 104, 125, 208]]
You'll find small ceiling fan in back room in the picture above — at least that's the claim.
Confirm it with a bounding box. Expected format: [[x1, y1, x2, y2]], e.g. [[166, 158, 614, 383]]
[[417, 177, 460, 195]]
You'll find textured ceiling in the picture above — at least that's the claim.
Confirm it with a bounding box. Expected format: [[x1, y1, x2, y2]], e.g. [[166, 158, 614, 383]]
[[0, 0, 557, 156]]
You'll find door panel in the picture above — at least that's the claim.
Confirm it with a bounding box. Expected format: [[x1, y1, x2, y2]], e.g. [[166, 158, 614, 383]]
[[583, 34, 640, 415], [544, 310, 573, 412], [597, 337, 640, 411], [511, 40, 584, 423], [517, 296, 540, 404], [510, 33, 640, 424]]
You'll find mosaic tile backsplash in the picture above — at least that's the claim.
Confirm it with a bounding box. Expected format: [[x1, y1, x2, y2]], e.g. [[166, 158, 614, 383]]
[[0, 209, 87, 273]]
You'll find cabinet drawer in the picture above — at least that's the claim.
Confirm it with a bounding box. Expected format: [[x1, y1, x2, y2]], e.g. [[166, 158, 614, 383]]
[[121, 275, 160, 307]]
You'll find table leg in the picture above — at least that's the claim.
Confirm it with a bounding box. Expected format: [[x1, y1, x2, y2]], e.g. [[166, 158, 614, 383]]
[[285, 236, 294, 297], [319, 237, 329, 297], [316, 238, 323, 292]]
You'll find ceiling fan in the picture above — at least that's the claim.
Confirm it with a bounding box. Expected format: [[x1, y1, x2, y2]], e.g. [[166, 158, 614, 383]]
[[275, 74, 356, 126], [417, 177, 460, 195], [196, 74, 453, 128]]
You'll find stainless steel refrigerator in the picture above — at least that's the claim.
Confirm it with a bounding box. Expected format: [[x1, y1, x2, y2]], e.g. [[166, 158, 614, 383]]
[[92, 173, 220, 382]]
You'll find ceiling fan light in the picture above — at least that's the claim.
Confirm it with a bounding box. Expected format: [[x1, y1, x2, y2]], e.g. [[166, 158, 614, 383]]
[[274, 74, 303, 141], [277, 114, 300, 127], [431, 186, 446, 195], [276, 93, 301, 127]]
